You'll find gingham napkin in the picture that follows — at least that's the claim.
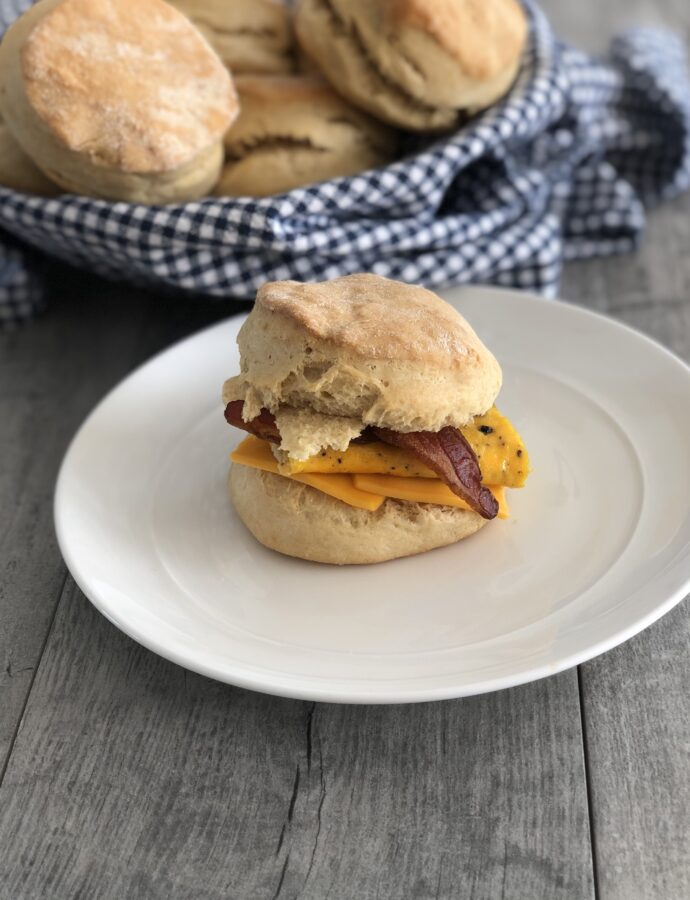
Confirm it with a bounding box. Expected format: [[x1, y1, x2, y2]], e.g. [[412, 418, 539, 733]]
[[1, 0, 689, 326]]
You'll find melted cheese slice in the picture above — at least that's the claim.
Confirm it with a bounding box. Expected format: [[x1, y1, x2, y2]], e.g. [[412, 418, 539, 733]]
[[279, 406, 529, 488], [231, 436, 384, 511], [354, 475, 509, 519], [470, 407, 529, 488], [231, 436, 508, 516]]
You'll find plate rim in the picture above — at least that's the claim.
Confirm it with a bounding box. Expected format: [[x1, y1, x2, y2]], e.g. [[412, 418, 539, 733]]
[[54, 286, 690, 703]]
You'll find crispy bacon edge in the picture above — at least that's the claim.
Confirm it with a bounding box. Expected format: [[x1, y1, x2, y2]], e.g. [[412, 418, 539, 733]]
[[224, 400, 280, 443], [225, 401, 498, 520], [372, 427, 498, 520]]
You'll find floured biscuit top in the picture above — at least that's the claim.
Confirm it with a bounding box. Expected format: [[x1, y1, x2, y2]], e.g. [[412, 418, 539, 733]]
[[225, 274, 502, 435], [388, 0, 528, 80], [21, 0, 237, 172], [257, 273, 496, 371]]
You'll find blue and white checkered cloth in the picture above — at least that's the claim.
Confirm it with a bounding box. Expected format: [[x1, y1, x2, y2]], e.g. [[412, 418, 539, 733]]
[[1, 0, 690, 326]]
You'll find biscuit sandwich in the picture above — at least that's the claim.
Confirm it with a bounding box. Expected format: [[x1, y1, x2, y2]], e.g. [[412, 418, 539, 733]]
[[216, 75, 398, 197], [295, 0, 527, 131], [0, 0, 238, 203], [171, 0, 295, 75], [223, 274, 529, 565]]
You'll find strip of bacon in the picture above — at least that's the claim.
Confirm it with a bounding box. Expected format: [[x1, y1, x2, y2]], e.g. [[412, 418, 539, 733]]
[[224, 400, 280, 443], [372, 426, 499, 520], [225, 400, 497, 519], [224, 401, 374, 444]]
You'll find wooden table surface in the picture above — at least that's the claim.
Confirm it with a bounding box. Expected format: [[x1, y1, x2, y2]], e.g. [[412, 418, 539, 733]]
[[1, 3, 689, 898]]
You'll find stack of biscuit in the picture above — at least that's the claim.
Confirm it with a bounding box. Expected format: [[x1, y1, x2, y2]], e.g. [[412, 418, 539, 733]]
[[0, 0, 527, 202]]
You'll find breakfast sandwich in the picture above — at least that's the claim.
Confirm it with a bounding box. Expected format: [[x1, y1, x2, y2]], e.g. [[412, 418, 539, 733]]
[[223, 274, 529, 564]]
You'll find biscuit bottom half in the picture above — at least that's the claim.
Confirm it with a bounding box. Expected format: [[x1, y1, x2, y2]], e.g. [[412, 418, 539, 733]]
[[229, 464, 487, 565]]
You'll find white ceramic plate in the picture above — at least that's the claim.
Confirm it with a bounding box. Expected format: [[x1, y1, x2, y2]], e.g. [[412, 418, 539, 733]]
[[55, 287, 690, 703]]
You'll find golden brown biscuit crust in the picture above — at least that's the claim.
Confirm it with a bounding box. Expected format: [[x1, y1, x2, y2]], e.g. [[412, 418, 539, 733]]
[[19, 0, 236, 173], [229, 464, 486, 564], [295, 0, 527, 130], [171, 0, 294, 75], [229, 274, 502, 433], [257, 273, 497, 372], [295, 0, 455, 131], [216, 75, 397, 196], [390, 0, 527, 81], [0, 113, 59, 194]]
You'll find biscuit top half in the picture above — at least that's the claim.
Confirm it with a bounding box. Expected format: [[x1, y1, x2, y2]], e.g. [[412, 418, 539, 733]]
[[257, 273, 495, 371], [229, 274, 502, 433]]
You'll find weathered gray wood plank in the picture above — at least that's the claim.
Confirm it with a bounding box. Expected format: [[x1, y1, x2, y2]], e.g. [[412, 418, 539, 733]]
[[0, 274, 151, 772], [550, 3, 690, 885], [0, 584, 594, 900], [0, 276, 230, 777], [581, 605, 689, 900], [543, 9, 690, 895], [561, 287, 690, 900]]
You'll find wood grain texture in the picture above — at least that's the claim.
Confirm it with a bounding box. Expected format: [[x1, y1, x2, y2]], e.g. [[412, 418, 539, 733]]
[[0, 273, 150, 772], [0, 273, 231, 776], [563, 220, 690, 900], [0, 585, 594, 900], [580, 606, 690, 900]]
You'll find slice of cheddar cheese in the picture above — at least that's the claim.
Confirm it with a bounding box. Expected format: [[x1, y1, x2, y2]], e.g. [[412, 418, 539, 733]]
[[295, 473, 384, 512], [231, 435, 509, 517], [470, 407, 529, 488], [280, 441, 437, 479], [353, 474, 509, 519], [279, 406, 529, 488], [231, 436, 384, 511]]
